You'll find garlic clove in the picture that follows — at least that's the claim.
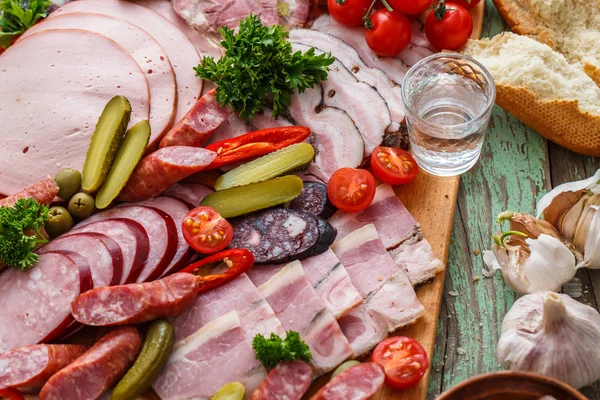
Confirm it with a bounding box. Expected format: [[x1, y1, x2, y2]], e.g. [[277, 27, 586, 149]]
[[537, 169, 600, 219], [582, 205, 600, 270], [573, 194, 600, 253], [509, 213, 562, 240], [558, 193, 589, 242]]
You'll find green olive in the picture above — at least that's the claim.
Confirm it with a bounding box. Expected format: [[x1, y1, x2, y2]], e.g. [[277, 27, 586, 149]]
[[331, 360, 361, 379], [210, 382, 245, 400], [68, 192, 97, 220], [45, 206, 74, 238], [54, 168, 82, 201]]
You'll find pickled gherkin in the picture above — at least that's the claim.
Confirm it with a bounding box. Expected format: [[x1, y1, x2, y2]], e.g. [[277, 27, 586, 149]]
[[214, 143, 314, 191], [201, 176, 303, 218]]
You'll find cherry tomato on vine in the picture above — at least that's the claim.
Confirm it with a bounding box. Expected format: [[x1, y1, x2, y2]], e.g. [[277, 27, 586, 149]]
[[372, 336, 429, 389], [370, 146, 418, 185], [425, 2, 473, 50], [182, 206, 233, 254], [327, 0, 372, 27], [365, 9, 412, 57], [327, 168, 376, 213], [451, 0, 481, 8], [387, 0, 432, 15]]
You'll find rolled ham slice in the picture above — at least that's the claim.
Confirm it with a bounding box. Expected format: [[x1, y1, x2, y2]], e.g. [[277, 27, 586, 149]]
[[50, 0, 202, 123], [0, 29, 149, 196], [19, 13, 177, 146]]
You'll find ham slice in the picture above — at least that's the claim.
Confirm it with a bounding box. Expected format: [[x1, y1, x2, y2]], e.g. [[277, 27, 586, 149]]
[[20, 13, 177, 146], [0, 29, 149, 196], [258, 261, 353, 375], [170, 274, 285, 343], [331, 225, 424, 356], [51, 0, 202, 123], [154, 311, 267, 400], [389, 230, 444, 285]]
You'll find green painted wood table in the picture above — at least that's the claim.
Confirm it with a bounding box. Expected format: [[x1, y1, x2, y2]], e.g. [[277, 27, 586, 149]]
[[427, 2, 600, 398]]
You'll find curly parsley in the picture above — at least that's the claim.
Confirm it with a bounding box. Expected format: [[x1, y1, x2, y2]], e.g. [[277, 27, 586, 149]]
[[194, 14, 334, 121], [252, 330, 312, 370]]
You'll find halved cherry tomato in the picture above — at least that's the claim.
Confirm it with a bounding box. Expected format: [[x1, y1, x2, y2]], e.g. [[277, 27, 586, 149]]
[[451, 0, 481, 9], [372, 336, 429, 389], [327, 168, 376, 213], [365, 9, 412, 57], [370, 146, 418, 185], [425, 2, 473, 50], [0, 387, 25, 400], [387, 0, 432, 15], [327, 0, 372, 27], [182, 206, 233, 254]]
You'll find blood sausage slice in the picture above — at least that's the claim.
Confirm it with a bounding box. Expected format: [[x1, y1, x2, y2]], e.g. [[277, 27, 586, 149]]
[[0, 29, 149, 196], [20, 13, 177, 146], [51, 0, 202, 123]]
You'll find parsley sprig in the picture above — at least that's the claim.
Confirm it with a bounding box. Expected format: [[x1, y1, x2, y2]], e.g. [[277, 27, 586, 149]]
[[0, 198, 49, 269], [194, 14, 334, 121], [252, 331, 312, 370], [0, 0, 51, 49]]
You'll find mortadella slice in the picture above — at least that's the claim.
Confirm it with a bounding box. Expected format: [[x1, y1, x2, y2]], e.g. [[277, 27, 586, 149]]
[[0, 29, 149, 196]]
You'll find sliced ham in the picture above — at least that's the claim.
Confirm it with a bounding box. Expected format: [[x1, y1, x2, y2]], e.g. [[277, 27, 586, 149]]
[[331, 225, 424, 356], [289, 29, 404, 130], [0, 178, 59, 208], [20, 13, 177, 146], [154, 311, 267, 400], [75, 206, 178, 282], [250, 360, 312, 400], [292, 43, 390, 156], [0, 252, 92, 353], [162, 183, 213, 206], [0, 29, 149, 196], [170, 274, 285, 343], [389, 230, 444, 285], [51, 0, 202, 123], [258, 261, 353, 375]]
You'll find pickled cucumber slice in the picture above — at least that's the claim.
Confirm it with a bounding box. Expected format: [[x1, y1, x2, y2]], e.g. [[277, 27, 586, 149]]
[[112, 320, 174, 400], [82, 96, 132, 192], [211, 382, 245, 400], [96, 120, 150, 209], [215, 143, 314, 191], [201, 176, 303, 218]]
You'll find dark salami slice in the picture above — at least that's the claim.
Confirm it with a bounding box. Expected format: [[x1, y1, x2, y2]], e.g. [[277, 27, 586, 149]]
[[0, 253, 88, 353], [250, 361, 312, 400], [310, 363, 384, 400], [288, 181, 336, 219], [39, 327, 142, 400], [162, 183, 213, 206], [67, 219, 150, 284], [75, 205, 177, 282], [71, 273, 199, 326], [230, 208, 320, 264], [0, 344, 89, 391], [37, 233, 123, 287]]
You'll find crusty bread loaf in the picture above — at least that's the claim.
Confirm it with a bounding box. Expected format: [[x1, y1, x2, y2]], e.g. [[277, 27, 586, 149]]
[[463, 32, 600, 156], [493, 0, 600, 86]]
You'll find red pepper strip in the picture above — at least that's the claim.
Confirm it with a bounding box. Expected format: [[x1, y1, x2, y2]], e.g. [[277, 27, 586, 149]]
[[180, 249, 254, 294], [0, 388, 25, 400], [204, 126, 310, 169]]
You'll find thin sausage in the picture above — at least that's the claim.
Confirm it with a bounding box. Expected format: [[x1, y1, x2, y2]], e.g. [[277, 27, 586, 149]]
[[159, 89, 232, 148], [0, 177, 58, 208], [0, 344, 89, 391], [71, 273, 199, 326], [118, 146, 217, 202], [250, 361, 312, 400], [310, 363, 385, 400], [39, 327, 142, 400]]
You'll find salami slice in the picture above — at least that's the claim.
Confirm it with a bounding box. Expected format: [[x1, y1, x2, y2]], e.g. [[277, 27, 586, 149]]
[[67, 219, 150, 284], [75, 206, 177, 282], [37, 233, 123, 287], [39, 327, 142, 400], [0, 253, 90, 353], [118, 146, 217, 202], [310, 363, 385, 400], [250, 361, 312, 400], [162, 183, 213, 206], [0, 344, 89, 391], [0, 177, 59, 208]]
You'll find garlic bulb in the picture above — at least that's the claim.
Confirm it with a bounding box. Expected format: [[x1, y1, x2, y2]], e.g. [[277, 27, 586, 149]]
[[537, 169, 600, 220], [498, 291, 600, 388]]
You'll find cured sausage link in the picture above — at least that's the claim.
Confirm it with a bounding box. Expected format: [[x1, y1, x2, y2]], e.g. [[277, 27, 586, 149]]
[[118, 146, 217, 202], [159, 89, 232, 148], [0, 177, 59, 208], [250, 360, 312, 400], [0, 344, 89, 391], [39, 327, 142, 400], [310, 363, 385, 400], [71, 273, 200, 327]]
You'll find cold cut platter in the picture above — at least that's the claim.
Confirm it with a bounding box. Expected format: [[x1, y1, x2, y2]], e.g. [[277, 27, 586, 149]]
[[0, 1, 484, 399]]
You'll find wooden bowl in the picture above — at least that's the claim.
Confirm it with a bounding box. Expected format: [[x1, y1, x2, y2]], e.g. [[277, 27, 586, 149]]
[[437, 371, 587, 400]]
